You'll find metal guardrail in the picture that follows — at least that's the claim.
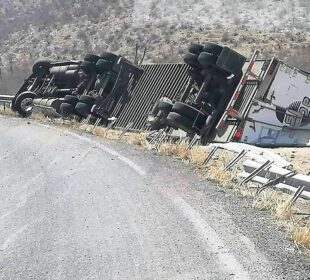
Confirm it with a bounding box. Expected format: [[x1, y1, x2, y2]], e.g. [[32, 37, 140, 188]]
[[0, 95, 14, 110], [184, 142, 310, 201]]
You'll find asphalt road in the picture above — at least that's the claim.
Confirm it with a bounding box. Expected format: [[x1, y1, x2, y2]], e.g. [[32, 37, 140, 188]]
[[0, 117, 309, 280]]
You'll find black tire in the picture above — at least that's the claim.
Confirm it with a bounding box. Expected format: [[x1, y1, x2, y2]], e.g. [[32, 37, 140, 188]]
[[84, 54, 101, 64], [200, 68, 211, 77], [60, 103, 76, 117], [46, 98, 63, 114], [167, 112, 195, 133], [172, 102, 206, 121], [188, 43, 203, 55], [64, 95, 79, 106], [32, 60, 51, 75], [65, 70, 79, 79], [183, 53, 200, 68], [75, 102, 92, 118], [79, 95, 95, 106], [80, 60, 97, 74], [99, 52, 119, 64], [158, 100, 173, 112], [15, 91, 37, 117], [40, 98, 51, 106], [202, 43, 223, 56], [188, 68, 204, 81], [96, 59, 113, 74], [67, 64, 79, 71], [198, 52, 218, 68], [33, 98, 43, 105]]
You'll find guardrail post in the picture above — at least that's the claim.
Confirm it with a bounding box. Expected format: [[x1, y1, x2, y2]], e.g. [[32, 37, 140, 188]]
[[288, 186, 305, 208], [255, 171, 297, 196], [155, 131, 167, 150], [118, 122, 134, 140], [187, 134, 200, 151], [203, 146, 221, 165], [240, 160, 273, 186], [224, 149, 247, 171]]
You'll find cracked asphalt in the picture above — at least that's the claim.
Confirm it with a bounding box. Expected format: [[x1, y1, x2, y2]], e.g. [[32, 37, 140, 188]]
[[0, 117, 309, 280]]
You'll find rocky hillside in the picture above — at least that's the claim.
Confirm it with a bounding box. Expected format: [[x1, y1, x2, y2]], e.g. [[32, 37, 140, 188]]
[[0, 0, 310, 93]]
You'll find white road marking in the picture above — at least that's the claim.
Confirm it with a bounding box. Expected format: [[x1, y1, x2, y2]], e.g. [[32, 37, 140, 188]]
[[0, 220, 38, 251], [34, 123, 147, 177], [166, 191, 250, 280]]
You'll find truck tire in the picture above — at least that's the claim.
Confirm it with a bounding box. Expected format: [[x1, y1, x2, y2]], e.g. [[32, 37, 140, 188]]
[[99, 52, 119, 64], [183, 53, 200, 68], [188, 43, 203, 55], [79, 95, 95, 106], [80, 60, 96, 74], [198, 52, 218, 68], [60, 103, 76, 117], [84, 54, 101, 64], [32, 60, 51, 75], [64, 95, 79, 106], [202, 43, 223, 56], [75, 102, 92, 118], [96, 59, 113, 74], [15, 91, 37, 117], [167, 112, 195, 133], [158, 100, 173, 112], [33, 98, 43, 105], [172, 102, 207, 121]]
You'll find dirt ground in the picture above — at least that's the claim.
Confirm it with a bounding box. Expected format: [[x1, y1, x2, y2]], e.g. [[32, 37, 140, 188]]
[[273, 147, 310, 175]]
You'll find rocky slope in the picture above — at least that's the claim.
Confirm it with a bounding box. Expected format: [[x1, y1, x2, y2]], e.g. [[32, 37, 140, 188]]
[[0, 0, 310, 93]]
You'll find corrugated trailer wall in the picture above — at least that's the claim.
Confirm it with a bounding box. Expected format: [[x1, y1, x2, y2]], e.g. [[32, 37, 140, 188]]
[[112, 63, 190, 131]]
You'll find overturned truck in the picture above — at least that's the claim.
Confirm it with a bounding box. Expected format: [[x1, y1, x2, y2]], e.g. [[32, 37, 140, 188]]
[[11, 43, 310, 147], [11, 52, 143, 122]]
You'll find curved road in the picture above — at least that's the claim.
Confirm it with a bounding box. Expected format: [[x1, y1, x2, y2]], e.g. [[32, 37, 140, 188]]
[[0, 117, 309, 280]]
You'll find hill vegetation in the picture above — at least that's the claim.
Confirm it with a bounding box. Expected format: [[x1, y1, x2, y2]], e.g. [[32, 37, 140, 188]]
[[0, 0, 310, 93]]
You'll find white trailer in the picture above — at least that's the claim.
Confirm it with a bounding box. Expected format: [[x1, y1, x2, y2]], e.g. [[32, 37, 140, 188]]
[[214, 52, 310, 147]]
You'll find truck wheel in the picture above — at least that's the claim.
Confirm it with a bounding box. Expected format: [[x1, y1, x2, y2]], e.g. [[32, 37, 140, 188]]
[[15, 91, 37, 117], [80, 61, 97, 74], [75, 102, 92, 118], [183, 53, 200, 68], [167, 112, 195, 133], [188, 43, 203, 55], [32, 60, 51, 75], [79, 95, 95, 106], [60, 103, 76, 117], [158, 100, 173, 112], [198, 52, 218, 68], [84, 54, 101, 64], [172, 102, 206, 121], [99, 52, 119, 64], [202, 43, 223, 56], [33, 98, 43, 105], [96, 59, 113, 74], [64, 95, 79, 106]]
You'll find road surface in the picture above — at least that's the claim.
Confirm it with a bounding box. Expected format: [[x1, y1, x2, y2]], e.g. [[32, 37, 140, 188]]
[[0, 117, 309, 280]]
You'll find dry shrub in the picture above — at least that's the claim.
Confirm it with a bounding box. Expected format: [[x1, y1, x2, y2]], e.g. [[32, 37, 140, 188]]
[[204, 151, 238, 187], [91, 126, 119, 139], [30, 112, 47, 121], [0, 107, 16, 117], [158, 143, 191, 160], [274, 201, 294, 220], [190, 146, 208, 165], [125, 133, 146, 146], [253, 189, 290, 211], [292, 226, 310, 250]]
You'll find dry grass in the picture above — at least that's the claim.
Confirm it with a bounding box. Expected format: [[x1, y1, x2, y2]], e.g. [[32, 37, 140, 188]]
[[0, 107, 16, 117], [292, 226, 310, 249], [30, 112, 48, 121]]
